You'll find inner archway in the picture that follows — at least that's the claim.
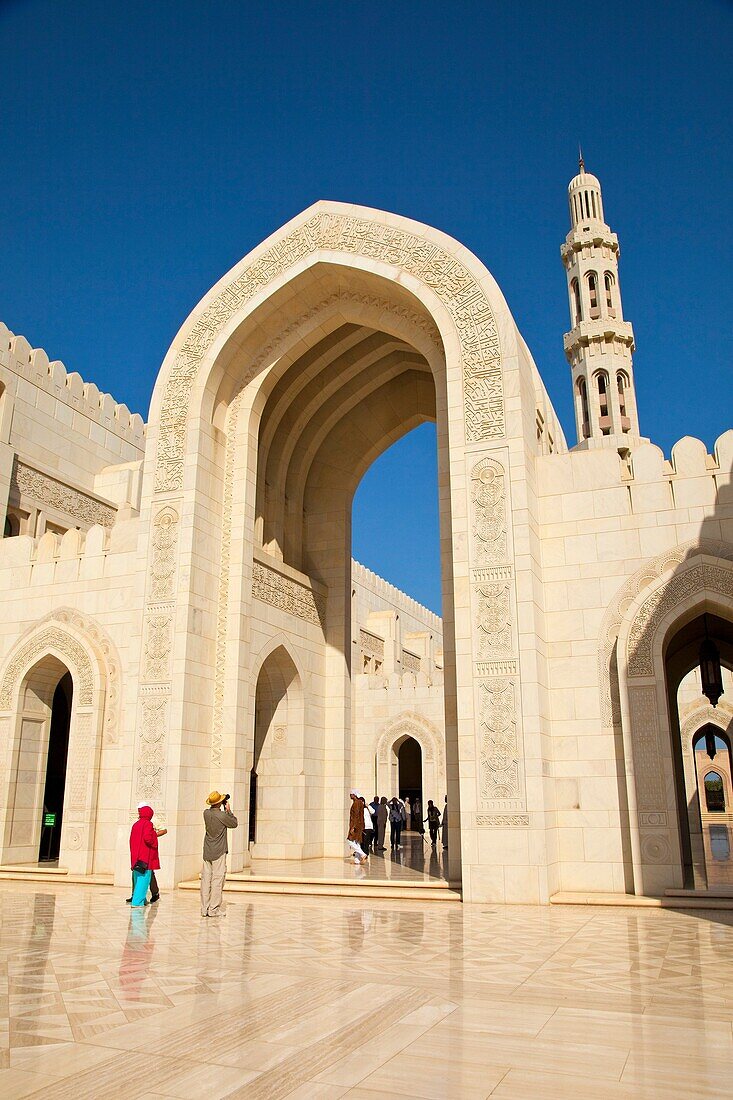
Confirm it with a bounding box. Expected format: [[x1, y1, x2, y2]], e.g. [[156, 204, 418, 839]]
[[250, 645, 305, 859], [665, 610, 733, 890], [39, 672, 73, 861], [398, 736, 423, 826]]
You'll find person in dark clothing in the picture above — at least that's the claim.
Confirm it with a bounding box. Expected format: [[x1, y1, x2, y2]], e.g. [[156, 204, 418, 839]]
[[388, 797, 404, 850], [376, 796, 388, 850], [425, 799, 441, 845]]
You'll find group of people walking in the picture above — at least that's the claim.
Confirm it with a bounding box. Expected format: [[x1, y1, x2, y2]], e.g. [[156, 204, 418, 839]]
[[346, 790, 447, 865]]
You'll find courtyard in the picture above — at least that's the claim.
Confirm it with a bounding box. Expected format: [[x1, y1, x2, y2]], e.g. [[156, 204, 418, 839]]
[[1, 881, 733, 1098]]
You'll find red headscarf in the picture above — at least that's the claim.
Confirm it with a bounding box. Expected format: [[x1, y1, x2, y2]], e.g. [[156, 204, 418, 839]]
[[129, 805, 160, 871]]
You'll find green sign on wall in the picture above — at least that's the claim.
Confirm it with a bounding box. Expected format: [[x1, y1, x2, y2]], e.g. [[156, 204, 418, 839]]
[[44, 812, 56, 827]]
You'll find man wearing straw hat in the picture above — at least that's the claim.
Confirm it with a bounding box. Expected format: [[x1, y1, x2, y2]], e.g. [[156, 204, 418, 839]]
[[201, 790, 238, 918]]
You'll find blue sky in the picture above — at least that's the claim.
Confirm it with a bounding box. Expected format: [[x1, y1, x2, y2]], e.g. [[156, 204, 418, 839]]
[[1, 1, 731, 614]]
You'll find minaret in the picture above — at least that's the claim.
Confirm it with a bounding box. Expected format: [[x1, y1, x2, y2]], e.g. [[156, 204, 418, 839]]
[[561, 154, 641, 450]]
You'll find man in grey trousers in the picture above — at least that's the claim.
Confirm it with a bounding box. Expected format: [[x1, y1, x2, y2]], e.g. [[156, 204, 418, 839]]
[[201, 790, 238, 917]]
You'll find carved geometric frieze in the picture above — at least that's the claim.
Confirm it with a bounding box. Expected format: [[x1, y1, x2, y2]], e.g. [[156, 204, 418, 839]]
[[470, 457, 508, 565], [11, 458, 116, 528], [64, 711, 94, 817], [476, 582, 512, 657], [252, 561, 326, 626], [476, 660, 518, 677], [155, 211, 503, 494], [401, 650, 420, 673], [143, 610, 173, 682], [149, 506, 180, 601], [475, 813, 530, 827], [137, 692, 169, 808], [628, 685, 667, 812], [478, 677, 522, 803], [639, 811, 668, 827], [640, 832, 671, 865], [360, 630, 385, 661]]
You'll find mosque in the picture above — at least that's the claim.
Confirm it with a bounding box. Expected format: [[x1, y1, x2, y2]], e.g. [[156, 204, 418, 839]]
[[0, 162, 731, 904]]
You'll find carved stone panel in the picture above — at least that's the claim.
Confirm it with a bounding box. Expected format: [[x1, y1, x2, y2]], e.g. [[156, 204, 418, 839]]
[[149, 507, 179, 601], [470, 458, 507, 565], [65, 711, 94, 817], [252, 561, 326, 626], [11, 458, 116, 528], [628, 685, 667, 816], [478, 678, 521, 803], [137, 689, 169, 807]]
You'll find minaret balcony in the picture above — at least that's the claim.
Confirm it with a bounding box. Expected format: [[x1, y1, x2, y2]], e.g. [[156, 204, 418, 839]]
[[561, 230, 619, 265], [563, 319, 635, 355]]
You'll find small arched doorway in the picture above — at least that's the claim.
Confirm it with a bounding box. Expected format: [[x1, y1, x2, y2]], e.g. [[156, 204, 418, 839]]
[[39, 672, 73, 861], [250, 645, 305, 859], [398, 736, 422, 826], [8, 656, 73, 865]]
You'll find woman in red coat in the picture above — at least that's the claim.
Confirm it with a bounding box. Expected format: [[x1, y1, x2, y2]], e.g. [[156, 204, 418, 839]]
[[128, 804, 162, 907]]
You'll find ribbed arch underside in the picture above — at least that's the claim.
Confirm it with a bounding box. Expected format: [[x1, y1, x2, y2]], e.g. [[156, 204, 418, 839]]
[[255, 320, 436, 575]]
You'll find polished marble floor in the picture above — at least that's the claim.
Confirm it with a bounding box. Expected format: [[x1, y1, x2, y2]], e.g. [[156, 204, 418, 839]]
[[240, 831, 451, 884], [1, 881, 733, 1098]]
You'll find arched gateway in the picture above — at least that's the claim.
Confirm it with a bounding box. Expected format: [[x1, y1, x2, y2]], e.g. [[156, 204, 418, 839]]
[[136, 202, 546, 901], [1, 166, 731, 904]]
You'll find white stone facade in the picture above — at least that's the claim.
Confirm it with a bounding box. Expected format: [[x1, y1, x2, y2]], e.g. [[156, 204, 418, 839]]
[[0, 169, 730, 904]]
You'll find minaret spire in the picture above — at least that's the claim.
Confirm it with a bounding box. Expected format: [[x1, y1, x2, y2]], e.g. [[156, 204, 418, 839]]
[[561, 160, 642, 451]]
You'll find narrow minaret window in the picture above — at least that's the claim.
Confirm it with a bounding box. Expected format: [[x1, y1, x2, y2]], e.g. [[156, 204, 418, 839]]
[[561, 155, 641, 449], [571, 278, 582, 324], [588, 273, 600, 319], [577, 377, 590, 439]]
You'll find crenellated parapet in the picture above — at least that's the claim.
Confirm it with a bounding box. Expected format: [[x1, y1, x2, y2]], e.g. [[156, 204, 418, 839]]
[[0, 322, 146, 448], [0, 517, 138, 580], [352, 559, 442, 634], [538, 429, 733, 508]]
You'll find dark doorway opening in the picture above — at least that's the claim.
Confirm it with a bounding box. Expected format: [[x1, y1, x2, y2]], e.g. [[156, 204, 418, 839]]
[[398, 736, 422, 827], [39, 672, 73, 862]]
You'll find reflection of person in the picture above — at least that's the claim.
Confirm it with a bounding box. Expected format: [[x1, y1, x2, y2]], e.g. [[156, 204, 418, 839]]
[[128, 804, 161, 907], [376, 797, 388, 851], [201, 791, 238, 918], [347, 791, 368, 864], [425, 800, 441, 845], [126, 802, 167, 905]]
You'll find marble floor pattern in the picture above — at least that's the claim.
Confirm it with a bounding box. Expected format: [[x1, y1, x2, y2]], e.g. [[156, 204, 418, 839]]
[[1, 882, 733, 1097], [238, 831, 452, 883]]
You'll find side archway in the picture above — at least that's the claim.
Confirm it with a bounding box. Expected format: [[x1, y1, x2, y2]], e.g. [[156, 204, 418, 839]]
[[617, 553, 733, 895], [376, 712, 445, 806], [0, 609, 119, 872]]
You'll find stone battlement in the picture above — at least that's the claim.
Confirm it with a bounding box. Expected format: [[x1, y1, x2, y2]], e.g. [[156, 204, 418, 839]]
[[0, 519, 137, 577], [352, 559, 442, 633], [0, 322, 146, 447]]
